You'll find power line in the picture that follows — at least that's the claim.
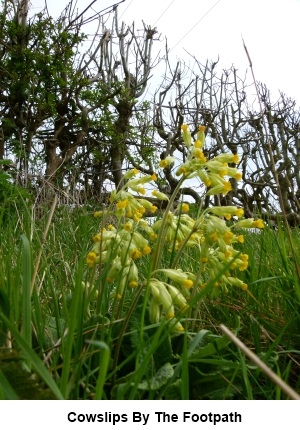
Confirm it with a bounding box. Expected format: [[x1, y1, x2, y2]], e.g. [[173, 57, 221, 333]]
[[153, 0, 176, 26], [119, 0, 135, 19], [170, 0, 222, 51]]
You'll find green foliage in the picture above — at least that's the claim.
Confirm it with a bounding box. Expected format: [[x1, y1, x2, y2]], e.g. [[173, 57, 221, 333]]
[[0, 161, 30, 221], [0, 81, 299, 402], [0, 199, 300, 399], [0, 351, 56, 400], [0, 3, 163, 198]]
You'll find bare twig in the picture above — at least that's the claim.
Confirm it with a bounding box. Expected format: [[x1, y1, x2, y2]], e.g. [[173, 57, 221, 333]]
[[242, 37, 300, 284]]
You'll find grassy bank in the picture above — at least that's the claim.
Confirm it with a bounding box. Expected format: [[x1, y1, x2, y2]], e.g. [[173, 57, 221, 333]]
[[0, 197, 299, 400]]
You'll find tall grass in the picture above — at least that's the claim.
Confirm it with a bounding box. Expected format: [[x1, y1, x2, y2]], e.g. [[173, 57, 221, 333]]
[[0, 197, 299, 399]]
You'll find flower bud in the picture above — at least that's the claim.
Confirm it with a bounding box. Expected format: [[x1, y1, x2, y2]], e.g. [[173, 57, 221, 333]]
[[214, 153, 239, 164], [166, 284, 189, 310], [152, 190, 169, 200], [149, 299, 161, 323], [181, 124, 192, 148], [159, 156, 175, 168], [197, 125, 206, 146], [123, 168, 139, 179]]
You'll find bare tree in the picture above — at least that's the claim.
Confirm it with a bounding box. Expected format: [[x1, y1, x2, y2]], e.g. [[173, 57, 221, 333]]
[[152, 52, 300, 224], [0, 0, 158, 198], [1, 2, 299, 221]]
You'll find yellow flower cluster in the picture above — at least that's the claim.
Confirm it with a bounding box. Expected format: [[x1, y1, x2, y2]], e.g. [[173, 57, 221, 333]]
[[109, 170, 158, 222], [149, 208, 257, 295], [176, 125, 241, 196], [86, 220, 155, 297], [86, 125, 265, 329]]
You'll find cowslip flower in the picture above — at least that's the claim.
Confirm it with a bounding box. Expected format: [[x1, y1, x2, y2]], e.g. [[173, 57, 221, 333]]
[[181, 124, 192, 148], [177, 203, 189, 213], [214, 153, 240, 164], [176, 164, 189, 177], [116, 200, 128, 209], [87, 127, 254, 329], [227, 276, 248, 290], [206, 181, 232, 196], [86, 251, 98, 268], [209, 206, 244, 219], [127, 174, 155, 189], [205, 160, 228, 177], [123, 167, 139, 179], [233, 218, 265, 229], [166, 284, 189, 311], [152, 190, 169, 200], [159, 156, 175, 168], [192, 147, 207, 162], [227, 166, 242, 180], [149, 279, 175, 319], [106, 257, 122, 282], [197, 125, 206, 147], [149, 299, 161, 324], [198, 169, 212, 187], [157, 268, 189, 284]]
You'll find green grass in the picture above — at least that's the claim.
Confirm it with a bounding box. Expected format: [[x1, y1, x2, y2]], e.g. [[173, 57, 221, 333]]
[[0, 200, 300, 400]]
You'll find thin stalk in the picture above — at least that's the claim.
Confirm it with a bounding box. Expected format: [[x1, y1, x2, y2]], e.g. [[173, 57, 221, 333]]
[[111, 283, 145, 387], [20, 234, 32, 370], [31, 194, 57, 293], [220, 324, 300, 400], [60, 277, 82, 398], [151, 176, 185, 271], [181, 331, 189, 399], [86, 340, 110, 400]]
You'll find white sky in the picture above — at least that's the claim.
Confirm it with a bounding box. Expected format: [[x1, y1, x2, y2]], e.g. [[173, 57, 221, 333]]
[[30, 0, 300, 105]]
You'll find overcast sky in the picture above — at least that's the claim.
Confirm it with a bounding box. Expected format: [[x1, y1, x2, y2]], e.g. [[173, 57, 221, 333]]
[[30, 0, 300, 104]]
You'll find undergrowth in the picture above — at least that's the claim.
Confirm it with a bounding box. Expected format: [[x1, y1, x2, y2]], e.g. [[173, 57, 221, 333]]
[[0, 126, 300, 399]]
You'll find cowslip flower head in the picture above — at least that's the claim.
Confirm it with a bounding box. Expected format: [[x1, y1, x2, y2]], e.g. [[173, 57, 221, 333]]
[[86, 251, 98, 268], [159, 156, 175, 169], [123, 167, 140, 179], [214, 153, 239, 164], [180, 203, 189, 213], [192, 147, 207, 162], [206, 181, 232, 196], [149, 279, 175, 319], [233, 218, 265, 229], [181, 124, 192, 148], [197, 125, 206, 146], [87, 124, 255, 329], [166, 284, 189, 311], [209, 206, 244, 219], [152, 190, 169, 200], [149, 299, 161, 324]]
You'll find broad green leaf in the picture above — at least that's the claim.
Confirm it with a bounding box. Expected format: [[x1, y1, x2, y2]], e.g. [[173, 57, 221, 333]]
[[137, 362, 174, 391]]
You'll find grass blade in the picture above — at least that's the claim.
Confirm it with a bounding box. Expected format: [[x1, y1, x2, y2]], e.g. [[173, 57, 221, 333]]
[[220, 324, 300, 400], [0, 312, 63, 399], [87, 340, 110, 400], [0, 369, 19, 400], [20, 234, 32, 369]]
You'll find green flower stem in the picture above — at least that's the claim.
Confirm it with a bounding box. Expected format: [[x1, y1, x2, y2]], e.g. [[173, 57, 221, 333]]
[[170, 221, 202, 269], [151, 176, 185, 271], [111, 283, 145, 387]]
